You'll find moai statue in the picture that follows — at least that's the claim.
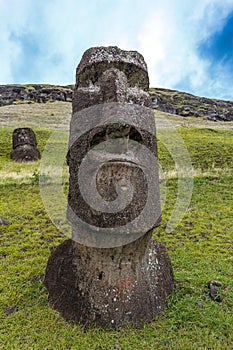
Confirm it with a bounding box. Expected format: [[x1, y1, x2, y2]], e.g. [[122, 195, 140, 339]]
[[10, 127, 41, 162], [44, 46, 174, 328]]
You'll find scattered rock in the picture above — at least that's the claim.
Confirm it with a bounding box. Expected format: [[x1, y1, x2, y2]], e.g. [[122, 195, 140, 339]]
[[29, 274, 45, 282], [4, 306, 18, 316], [197, 300, 204, 308], [0, 218, 10, 225], [208, 280, 223, 302]]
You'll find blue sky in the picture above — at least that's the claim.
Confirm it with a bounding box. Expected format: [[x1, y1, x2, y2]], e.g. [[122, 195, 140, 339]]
[[1, 0, 233, 100]]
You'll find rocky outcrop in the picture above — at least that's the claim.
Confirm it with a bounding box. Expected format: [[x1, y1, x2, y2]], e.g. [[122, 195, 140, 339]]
[[0, 84, 73, 106], [151, 88, 233, 121], [0, 84, 232, 121]]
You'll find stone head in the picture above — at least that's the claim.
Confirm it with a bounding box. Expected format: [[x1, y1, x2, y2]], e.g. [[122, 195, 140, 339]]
[[67, 46, 161, 248], [12, 127, 37, 149]]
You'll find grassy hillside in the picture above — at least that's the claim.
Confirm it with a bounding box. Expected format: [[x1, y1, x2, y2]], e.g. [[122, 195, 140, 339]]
[[1, 83, 233, 120], [150, 87, 233, 121], [0, 102, 233, 349]]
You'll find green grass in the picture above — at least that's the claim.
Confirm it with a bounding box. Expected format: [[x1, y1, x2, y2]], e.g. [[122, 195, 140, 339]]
[[0, 101, 71, 130], [0, 110, 233, 349], [157, 127, 233, 172]]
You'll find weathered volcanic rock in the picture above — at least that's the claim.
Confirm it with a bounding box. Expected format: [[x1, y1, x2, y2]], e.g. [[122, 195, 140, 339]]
[[150, 88, 233, 121], [10, 127, 41, 162], [0, 84, 73, 106], [44, 233, 173, 328], [0, 83, 232, 121], [0, 218, 10, 225], [44, 46, 174, 329]]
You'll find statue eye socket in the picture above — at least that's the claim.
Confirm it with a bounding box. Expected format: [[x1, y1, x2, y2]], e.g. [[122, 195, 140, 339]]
[[90, 125, 143, 149], [90, 129, 106, 148], [77, 62, 149, 89], [128, 127, 143, 143]]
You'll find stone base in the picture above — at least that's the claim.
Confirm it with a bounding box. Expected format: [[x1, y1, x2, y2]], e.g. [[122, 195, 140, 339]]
[[44, 233, 173, 328]]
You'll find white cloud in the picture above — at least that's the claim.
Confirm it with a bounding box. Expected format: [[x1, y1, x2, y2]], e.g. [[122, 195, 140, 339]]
[[136, 0, 233, 99], [0, 0, 233, 99]]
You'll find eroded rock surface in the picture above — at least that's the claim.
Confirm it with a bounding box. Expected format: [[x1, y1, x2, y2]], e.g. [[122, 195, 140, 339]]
[[45, 234, 173, 328], [0, 84, 73, 106], [10, 127, 40, 162], [44, 46, 174, 328]]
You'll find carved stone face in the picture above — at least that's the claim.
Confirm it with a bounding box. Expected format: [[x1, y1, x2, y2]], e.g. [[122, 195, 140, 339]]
[[11, 127, 41, 162], [12, 127, 37, 149], [72, 47, 152, 114], [67, 47, 161, 247]]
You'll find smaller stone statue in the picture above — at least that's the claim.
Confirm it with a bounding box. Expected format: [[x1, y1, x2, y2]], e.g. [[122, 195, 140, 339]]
[[10, 127, 41, 162]]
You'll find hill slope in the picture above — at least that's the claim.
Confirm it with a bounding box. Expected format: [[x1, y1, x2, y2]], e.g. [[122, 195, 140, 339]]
[[0, 84, 233, 121]]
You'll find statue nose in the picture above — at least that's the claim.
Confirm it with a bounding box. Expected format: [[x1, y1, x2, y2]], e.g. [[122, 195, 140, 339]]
[[100, 68, 127, 102]]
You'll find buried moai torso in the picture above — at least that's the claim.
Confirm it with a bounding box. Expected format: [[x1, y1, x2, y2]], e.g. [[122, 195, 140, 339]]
[[11, 127, 40, 162], [45, 46, 174, 328]]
